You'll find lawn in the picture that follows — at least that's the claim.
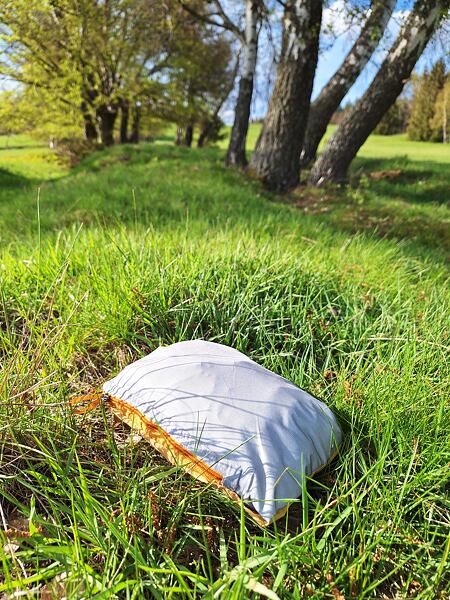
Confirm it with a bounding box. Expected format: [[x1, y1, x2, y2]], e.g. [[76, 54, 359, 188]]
[[0, 132, 448, 598]]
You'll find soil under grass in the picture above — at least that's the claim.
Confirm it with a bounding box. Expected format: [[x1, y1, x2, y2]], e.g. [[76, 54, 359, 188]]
[[0, 134, 448, 598]]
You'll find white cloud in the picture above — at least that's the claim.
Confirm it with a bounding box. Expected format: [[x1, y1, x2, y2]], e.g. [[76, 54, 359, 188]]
[[322, 1, 410, 49], [322, 0, 365, 39]]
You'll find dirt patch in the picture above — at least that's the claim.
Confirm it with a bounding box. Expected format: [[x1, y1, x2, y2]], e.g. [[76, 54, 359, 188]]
[[368, 169, 403, 181]]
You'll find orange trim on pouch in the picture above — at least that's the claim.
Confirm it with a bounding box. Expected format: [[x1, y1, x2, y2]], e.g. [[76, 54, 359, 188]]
[[69, 391, 269, 525], [69, 391, 337, 527], [106, 394, 274, 526], [69, 392, 104, 414], [106, 393, 223, 485]]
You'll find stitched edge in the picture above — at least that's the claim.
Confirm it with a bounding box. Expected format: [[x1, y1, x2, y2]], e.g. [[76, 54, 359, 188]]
[[105, 393, 339, 528]]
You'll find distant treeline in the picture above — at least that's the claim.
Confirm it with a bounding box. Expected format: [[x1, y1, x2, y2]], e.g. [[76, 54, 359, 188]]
[[332, 60, 449, 142]]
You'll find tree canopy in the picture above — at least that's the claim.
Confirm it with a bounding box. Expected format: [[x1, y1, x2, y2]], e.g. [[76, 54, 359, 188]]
[[0, 0, 448, 182]]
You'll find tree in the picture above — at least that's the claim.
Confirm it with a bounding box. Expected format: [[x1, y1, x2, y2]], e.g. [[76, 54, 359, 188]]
[[225, 0, 262, 167], [0, 91, 34, 143], [179, 0, 262, 166], [129, 101, 142, 144], [119, 99, 130, 144], [407, 60, 446, 141], [0, 1, 86, 137], [406, 72, 432, 140], [430, 76, 450, 142], [249, 0, 323, 192], [300, 0, 396, 167], [0, 0, 178, 146], [169, 14, 235, 147], [374, 98, 410, 135], [197, 54, 240, 148], [309, 0, 448, 187]]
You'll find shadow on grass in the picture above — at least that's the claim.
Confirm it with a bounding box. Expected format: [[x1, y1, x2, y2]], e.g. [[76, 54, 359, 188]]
[[290, 155, 450, 267], [0, 144, 44, 151], [351, 156, 450, 206], [0, 167, 38, 190], [1, 142, 448, 267]]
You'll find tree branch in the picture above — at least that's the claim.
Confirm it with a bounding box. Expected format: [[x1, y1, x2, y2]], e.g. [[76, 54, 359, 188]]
[[178, 1, 244, 41]]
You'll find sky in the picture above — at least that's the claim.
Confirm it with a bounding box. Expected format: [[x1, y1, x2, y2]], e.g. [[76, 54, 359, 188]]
[[225, 0, 448, 124]]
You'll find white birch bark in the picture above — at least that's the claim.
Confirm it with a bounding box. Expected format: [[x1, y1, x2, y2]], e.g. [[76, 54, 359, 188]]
[[309, 0, 445, 186], [225, 0, 260, 167], [300, 0, 396, 166]]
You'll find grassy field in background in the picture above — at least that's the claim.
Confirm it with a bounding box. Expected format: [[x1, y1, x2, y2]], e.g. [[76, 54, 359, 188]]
[[0, 132, 449, 598], [236, 123, 450, 164]]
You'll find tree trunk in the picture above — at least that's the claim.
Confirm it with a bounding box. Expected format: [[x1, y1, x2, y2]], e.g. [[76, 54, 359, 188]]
[[120, 100, 129, 144], [130, 104, 141, 144], [175, 127, 184, 146], [225, 0, 260, 167], [443, 85, 448, 144], [81, 83, 99, 143], [197, 123, 210, 148], [184, 123, 194, 147], [249, 0, 322, 192], [83, 114, 98, 143], [309, 0, 445, 186], [300, 0, 396, 167], [81, 101, 98, 143], [97, 105, 117, 146]]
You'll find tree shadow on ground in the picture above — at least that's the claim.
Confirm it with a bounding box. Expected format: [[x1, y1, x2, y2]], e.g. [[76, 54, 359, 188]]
[[0, 167, 38, 191], [289, 155, 450, 267], [288, 194, 450, 269], [350, 156, 450, 206], [1, 141, 448, 268]]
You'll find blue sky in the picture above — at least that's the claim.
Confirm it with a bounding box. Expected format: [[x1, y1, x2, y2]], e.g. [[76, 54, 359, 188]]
[[233, 0, 448, 123]]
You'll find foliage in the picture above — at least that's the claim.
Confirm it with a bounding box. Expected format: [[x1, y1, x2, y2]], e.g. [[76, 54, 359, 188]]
[[52, 137, 99, 167], [0, 0, 236, 149], [407, 60, 447, 141], [0, 87, 86, 151], [374, 98, 409, 135], [168, 13, 235, 143], [0, 91, 30, 136], [430, 77, 450, 142]]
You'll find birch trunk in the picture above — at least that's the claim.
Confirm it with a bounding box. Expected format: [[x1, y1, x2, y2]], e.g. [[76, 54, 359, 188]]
[[309, 0, 446, 186], [225, 0, 260, 167], [249, 0, 322, 191], [175, 127, 184, 146], [300, 0, 395, 167]]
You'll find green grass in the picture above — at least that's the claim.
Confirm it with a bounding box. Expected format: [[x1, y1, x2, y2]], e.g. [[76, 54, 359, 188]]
[[0, 135, 64, 183], [233, 123, 450, 164], [0, 134, 449, 598]]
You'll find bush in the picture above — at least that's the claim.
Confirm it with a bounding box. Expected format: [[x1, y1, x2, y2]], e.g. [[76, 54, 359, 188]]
[[52, 138, 99, 167]]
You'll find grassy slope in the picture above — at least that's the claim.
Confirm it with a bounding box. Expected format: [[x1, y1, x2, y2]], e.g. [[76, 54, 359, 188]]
[[0, 134, 449, 598]]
